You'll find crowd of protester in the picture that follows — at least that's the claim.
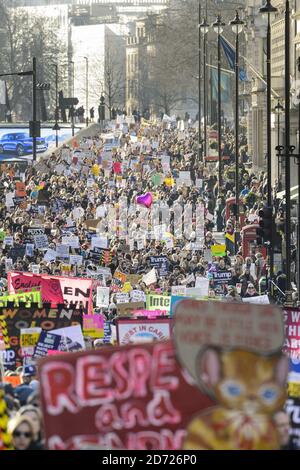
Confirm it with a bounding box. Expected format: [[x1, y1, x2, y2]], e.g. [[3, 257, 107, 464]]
[[0, 115, 296, 449]]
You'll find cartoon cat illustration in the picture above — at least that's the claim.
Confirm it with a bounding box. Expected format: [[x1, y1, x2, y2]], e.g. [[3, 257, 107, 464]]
[[184, 348, 289, 450]]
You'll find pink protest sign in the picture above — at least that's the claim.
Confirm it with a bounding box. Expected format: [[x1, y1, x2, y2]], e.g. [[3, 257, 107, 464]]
[[132, 310, 168, 318], [283, 308, 300, 359], [39, 341, 213, 450], [8, 272, 93, 314]]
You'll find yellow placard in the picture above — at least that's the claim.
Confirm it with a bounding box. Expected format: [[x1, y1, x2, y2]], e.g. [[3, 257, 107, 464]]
[[211, 245, 227, 258]]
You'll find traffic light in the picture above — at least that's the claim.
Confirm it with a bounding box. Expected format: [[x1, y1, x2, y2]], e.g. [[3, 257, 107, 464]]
[[256, 206, 273, 246], [29, 120, 41, 138]]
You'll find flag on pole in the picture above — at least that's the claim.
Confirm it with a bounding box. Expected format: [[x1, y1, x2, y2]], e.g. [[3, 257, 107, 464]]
[[220, 36, 247, 81], [211, 68, 231, 104]]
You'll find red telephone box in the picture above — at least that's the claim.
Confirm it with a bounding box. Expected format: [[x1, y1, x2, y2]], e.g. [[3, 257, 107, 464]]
[[241, 224, 267, 259], [225, 197, 245, 226]]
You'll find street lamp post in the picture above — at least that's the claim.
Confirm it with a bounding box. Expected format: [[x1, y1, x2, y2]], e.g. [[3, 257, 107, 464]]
[[284, 0, 292, 300], [198, 3, 202, 163], [0, 59, 39, 161], [51, 63, 60, 148], [212, 15, 225, 195], [259, 0, 277, 279], [200, 17, 209, 164], [274, 100, 284, 184], [230, 11, 244, 254], [69, 60, 75, 137], [84, 57, 89, 128]]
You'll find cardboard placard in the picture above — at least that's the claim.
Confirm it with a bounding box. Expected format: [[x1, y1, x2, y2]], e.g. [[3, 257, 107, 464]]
[[38, 341, 213, 450]]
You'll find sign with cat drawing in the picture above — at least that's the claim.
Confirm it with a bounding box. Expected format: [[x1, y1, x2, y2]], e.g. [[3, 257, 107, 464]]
[[173, 299, 289, 450]]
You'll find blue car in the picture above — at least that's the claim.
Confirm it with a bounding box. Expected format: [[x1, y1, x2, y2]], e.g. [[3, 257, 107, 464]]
[[0, 132, 48, 156]]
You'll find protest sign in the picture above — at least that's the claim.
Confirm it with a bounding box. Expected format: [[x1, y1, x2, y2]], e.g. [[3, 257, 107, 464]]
[[5, 259, 13, 273], [131, 310, 168, 319], [4, 236, 13, 246], [33, 331, 62, 359], [56, 245, 70, 259], [3, 375, 21, 388], [211, 270, 232, 293], [194, 278, 210, 297], [31, 265, 40, 274], [8, 246, 26, 263], [61, 236, 79, 249], [286, 396, 300, 448], [15, 181, 26, 198], [211, 245, 227, 258], [44, 249, 57, 262], [49, 325, 84, 353], [142, 268, 157, 286], [69, 255, 83, 266], [96, 287, 110, 308], [149, 256, 169, 277], [171, 286, 187, 297], [0, 389, 12, 450], [146, 295, 170, 313], [0, 315, 10, 351], [242, 295, 270, 305], [115, 293, 130, 304], [20, 327, 42, 358], [1, 305, 82, 369], [118, 315, 173, 343], [283, 308, 300, 360], [25, 243, 35, 257], [34, 234, 49, 250], [173, 299, 284, 382], [8, 272, 93, 314], [91, 237, 108, 249], [0, 290, 42, 308], [130, 290, 146, 303], [39, 341, 213, 450], [117, 302, 145, 316], [83, 315, 104, 338]]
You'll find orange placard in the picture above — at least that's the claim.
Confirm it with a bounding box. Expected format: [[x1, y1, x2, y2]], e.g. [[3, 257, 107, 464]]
[[3, 375, 21, 388], [15, 182, 26, 198]]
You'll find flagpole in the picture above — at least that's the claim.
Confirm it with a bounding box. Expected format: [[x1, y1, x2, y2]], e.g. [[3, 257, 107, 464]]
[[220, 34, 280, 99]]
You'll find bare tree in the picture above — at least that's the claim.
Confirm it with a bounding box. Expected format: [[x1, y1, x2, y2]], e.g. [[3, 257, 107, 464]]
[[0, 2, 67, 121]]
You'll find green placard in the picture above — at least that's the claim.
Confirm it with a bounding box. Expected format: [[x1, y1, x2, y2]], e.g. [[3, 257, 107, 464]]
[[146, 294, 171, 312], [211, 244, 227, 258]]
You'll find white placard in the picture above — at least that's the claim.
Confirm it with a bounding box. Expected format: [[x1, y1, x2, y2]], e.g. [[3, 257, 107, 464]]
[[43, 249, 57, 262], [206, 212, 214, 221], [172, 286, 187, 296], [4, 236, 14, 246], [194, 277, 210, 297], [130, 290, 146, 302], [56, 244, 69, 259], [5, 258, 13, 273], [5, 192, 15, 208], [34, 234, 49, 250], [91, 237, 107, 249], [31, 265, 40, 274], [25, 244, 35, 257], [96, 206, 106, 218], [242, 295, 270, 305], [96, 287, 110, 308], [69, 255, 83, 266], [61, 236, 79, 249], [72, 207, 84, 220], [115, 293, 130, 304], [54, 164, 66, 175]]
